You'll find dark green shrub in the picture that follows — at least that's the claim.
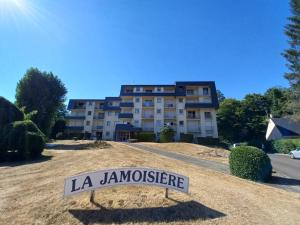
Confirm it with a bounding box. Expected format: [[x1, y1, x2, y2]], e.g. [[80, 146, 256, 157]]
[[229, 146, 272, 181], [26, 132, 44, 159], [160, 126, 175, 143], [0, 96, 24, 127], [137, 132, 156, 142], [180, 133, 194, 143], [269, 139, 298, 154]]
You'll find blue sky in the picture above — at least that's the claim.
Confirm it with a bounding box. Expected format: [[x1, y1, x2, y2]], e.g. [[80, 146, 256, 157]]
[[0, 0, 291, 102]]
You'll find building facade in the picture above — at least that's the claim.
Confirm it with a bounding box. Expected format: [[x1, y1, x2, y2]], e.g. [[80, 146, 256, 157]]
[[65, 81, 219, 141]]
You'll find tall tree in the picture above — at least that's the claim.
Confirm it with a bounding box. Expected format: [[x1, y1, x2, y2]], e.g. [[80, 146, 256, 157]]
[[15, 68, 67, 136], [216, 89, 226, 103], [283, 0, 300, 120], [264, 87, 290, 117]]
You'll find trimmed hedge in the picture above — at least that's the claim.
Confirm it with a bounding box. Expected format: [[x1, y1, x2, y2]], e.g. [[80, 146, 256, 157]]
[[137, 132, 156, 142], [26, 132, 45, 159], [229, 146, 272, 181], [180, 133, 194, 143], [266, 138, 300, 154], [160, 126, 175, 143], [0, 96, 24, 127]]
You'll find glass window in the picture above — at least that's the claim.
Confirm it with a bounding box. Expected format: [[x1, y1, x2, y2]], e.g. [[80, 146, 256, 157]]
[[135, 108, 139, 114], [203, 88, 209, 96], [179, 98, 183, 103], [157, 109, 161, 114], [179, 121, 184, 126], [134, 120, 139, 125], [157, 97, 162, 103], [115, 112, 118, 116], [179, 109, 184, 114], [107, 112, 111, 116], [88, 111, 92, 115], [157, 87, 161, 92], [205, 112, 212, 119], [106, 131, 110, 136], [86, 121, 90, 126], [89, 102, 92, 106], [136, 87, 140, 92], [135, 98, 140, 103], [156, 120, 162, 126], [107, 121, 111, 126], [187, 89, 194, 95]]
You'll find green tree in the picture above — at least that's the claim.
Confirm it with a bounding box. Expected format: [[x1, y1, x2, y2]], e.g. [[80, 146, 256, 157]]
[[217, 89, 226, 103], [217, 98, 244, 142], [15, 68, 67, 136], [160, 126, 175, 142], [282, 0, 300, 120], [264, 87, 290, 117]]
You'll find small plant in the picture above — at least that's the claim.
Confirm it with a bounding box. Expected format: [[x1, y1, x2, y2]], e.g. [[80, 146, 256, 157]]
[[160, 126, 175, 143], [229, 146, 272, 181]]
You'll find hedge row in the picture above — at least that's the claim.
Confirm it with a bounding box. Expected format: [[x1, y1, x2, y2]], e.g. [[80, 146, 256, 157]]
[[180, 133, 194, 143], [265, 138, 300, 154], [136, 132, 156, 142], [229, 146, 272, 181]]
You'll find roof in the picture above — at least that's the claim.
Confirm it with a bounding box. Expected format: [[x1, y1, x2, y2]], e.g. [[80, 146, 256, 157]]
[[271, 118, 300, 136]]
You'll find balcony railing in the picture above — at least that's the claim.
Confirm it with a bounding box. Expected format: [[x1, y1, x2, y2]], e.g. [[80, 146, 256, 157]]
[[164, 103, 175, 108], [164, 114, 176, 119], [65, 115, 85, 120], [93, 126, 103, 130], [65, 126, 84, 131], [93, 115, 104, 119], [73, 106, 86, 109], [142, 114, 154, 119], [118, 113, 133, 119], [187, 115, 201, 119], [120, 102, 134, 107], [143, 102, 154, 107]]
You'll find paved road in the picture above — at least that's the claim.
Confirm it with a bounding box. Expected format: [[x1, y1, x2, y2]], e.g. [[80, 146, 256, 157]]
[[124, 143, 300, 193], [268, 154, 300, 180], [125, 143, 230, 173]]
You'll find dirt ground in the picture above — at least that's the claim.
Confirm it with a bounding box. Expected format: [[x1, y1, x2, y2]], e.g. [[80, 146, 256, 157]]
[[140, 142, 229, 164], [0, 140, 300, 225]]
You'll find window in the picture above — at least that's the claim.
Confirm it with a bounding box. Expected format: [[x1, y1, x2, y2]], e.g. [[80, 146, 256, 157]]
[[115, 112, 118, 116], [107, 112, 111, 116], [135, 98, 140, 103], [156, 120, 162, 126], [157, 97, 162, 103], [179, 98, 183, 103], [135, 108, 139, 114], [157, 87, 161, 92], [86, 121, 90, 126], [107, 121, 111, 126], [203, 88, 209, 96], [156, 109, 161, 114], [89, 102, 92, 106], [179, 121, 184, 126], [134, 120, 139, 125], [88, 111, 92, 116], [136, 87, 140, 92], [187, 89, 194, 95], [145, 89, 152, 93], [179, 109, 184, 114], [106, 131, 110, 137], [205, 112, 212, 120]]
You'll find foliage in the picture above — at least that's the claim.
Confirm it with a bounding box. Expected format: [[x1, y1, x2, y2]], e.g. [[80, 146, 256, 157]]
[[229, 146, 272, 181], [180, 133, 194, 143], [0, 96, 24, 127], [197, 137, 231, 149], [51, 118, 66, 139], [216, 89, 225, 103], [160, 126, 175, 143], [282, 0, 300, 121], [15, 68, 67, 136], [264, 87, 291, 117], [266, 138, 300, 154], [136, 132, 156, 142], [26, 132, 45, 159]]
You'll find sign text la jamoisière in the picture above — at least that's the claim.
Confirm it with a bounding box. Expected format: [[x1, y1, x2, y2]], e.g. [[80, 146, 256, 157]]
[[64, 167, 189, 196]]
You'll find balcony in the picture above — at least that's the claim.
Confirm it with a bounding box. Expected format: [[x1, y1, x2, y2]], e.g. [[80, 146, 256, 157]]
[[142, 114, 154, 119], [187, 115, 201, 119], [120, 102, 134, 107], [143, 102, 154, 107], [185, 102, 214, 108], [164, 114, 176, 119], [73, 105, 86, 109], [65, 115, 85, 120], [93, 125, 103, 130], [66, 126, 84, 131], [118, 113, 133, 119], [93, 114, 104, 119], [164, 103, 175, 108]]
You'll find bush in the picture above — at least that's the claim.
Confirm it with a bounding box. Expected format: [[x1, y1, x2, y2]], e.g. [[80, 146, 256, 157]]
[[160, 126, 175, 143], [180, 133, 194, 143], [229, 146, 272, 181], [137, 132, 156, 142], [0, 96, 24, 127], [266, 139, 300, 154], [26, 132, 45, 159], [197, 137, 231, 149]]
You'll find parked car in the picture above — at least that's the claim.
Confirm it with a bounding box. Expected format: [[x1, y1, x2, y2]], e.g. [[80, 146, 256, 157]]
[[290, 148, 300, 159]]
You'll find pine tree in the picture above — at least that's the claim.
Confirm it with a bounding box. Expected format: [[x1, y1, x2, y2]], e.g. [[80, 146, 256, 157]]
[[283, 0, 300, 120]]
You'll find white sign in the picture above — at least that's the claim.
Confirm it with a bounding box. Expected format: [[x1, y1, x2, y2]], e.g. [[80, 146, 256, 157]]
[[64, 167, 189, 196]]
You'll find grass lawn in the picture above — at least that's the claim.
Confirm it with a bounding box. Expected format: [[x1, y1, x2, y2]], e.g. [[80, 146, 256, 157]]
[[0, 140, 300, 225], [140, 142, 229, 164]]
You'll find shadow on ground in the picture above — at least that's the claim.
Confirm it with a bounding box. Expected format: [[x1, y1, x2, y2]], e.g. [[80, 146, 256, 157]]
[[268, 175, 300, 186], [46, 141, 111, 150], [0, 155, 53, 167], [69, 200, 226, 224]]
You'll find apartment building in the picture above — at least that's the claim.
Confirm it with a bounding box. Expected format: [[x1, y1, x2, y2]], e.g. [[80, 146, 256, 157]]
[[65, 81, 219, 141]]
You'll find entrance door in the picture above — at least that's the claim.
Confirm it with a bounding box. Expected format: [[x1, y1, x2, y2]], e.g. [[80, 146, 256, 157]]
[[118, 132, 131, 141]]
